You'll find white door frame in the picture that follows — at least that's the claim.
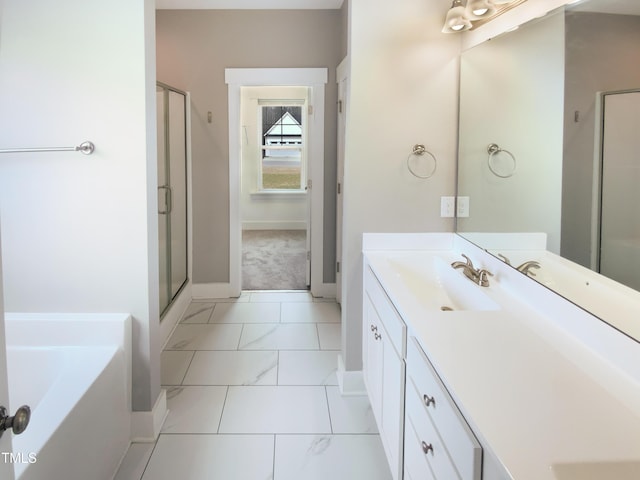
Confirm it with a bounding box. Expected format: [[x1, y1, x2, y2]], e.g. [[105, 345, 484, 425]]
[[335, 57, 349, 305], [225, 68, 328, 297]]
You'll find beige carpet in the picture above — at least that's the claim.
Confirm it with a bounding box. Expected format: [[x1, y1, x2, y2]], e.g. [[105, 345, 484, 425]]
[[242, 230, 308, 290]]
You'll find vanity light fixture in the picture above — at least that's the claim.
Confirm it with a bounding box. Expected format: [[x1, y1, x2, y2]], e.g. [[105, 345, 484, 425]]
[[442, 0, 472, 33], [442, 0, 527, 33], [466, 0, 496, 19]]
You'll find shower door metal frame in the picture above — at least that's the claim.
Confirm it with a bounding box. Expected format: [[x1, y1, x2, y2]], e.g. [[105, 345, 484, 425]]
[[157, 82, 189, 318]]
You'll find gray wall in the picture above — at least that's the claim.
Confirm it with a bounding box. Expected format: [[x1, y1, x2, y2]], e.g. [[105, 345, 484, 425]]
[[562, 12, 640, 267], [156, 9, 343, 285]]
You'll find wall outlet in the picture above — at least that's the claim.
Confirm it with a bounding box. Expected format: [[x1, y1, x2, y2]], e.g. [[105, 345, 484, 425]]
[[440, 196, 455, 218], [457, 196, 470, 218]]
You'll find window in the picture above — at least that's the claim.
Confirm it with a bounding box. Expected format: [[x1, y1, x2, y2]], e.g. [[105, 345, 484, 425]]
[[259, 104, 305, 191]]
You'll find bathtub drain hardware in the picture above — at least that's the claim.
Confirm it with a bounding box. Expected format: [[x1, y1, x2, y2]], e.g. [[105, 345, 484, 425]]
[[0, 404, 31, 438]]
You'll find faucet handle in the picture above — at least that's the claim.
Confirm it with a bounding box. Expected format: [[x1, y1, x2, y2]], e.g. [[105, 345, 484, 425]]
[[497, 253, 511, 265], [477, 269, 493, 287], [461, 254, 474, 267], [516, 261, 541, 277]]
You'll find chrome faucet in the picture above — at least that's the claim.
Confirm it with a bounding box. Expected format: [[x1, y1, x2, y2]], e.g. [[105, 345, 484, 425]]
[[451, 254, 493, 287], [516, 260, 541, 277]]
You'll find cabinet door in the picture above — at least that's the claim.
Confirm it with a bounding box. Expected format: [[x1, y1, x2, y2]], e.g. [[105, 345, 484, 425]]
[[363, 294, 383, 423], [380, 329, 405, 480]]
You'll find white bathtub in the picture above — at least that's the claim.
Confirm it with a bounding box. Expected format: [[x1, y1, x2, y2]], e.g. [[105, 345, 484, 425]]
[[4, 314, 131, 480]]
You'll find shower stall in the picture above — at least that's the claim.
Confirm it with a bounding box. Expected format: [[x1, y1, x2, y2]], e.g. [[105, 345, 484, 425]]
[[157, 83, 188, 316]]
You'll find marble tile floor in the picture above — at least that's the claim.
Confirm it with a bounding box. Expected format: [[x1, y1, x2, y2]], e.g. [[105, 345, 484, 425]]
[[114, 291, 393, 480]]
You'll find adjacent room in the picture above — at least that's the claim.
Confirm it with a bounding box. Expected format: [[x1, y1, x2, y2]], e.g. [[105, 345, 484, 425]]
[[240, 86, 310, 291]]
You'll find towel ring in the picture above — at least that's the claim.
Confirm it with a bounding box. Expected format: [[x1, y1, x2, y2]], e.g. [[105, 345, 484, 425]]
[[487, 143, 516, 178], [407, 144, 437, 179]]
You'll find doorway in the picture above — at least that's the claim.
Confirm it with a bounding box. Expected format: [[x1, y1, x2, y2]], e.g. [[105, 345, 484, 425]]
[[240, 87, 310, 290], [225, 68, 328, 297]]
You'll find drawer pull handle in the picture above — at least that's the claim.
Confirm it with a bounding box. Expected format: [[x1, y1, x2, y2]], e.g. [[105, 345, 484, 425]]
[[423, 394, 435, 408], [421, 441, 433, 455], [370, 324, 377, 332], [374, 332, 382, 341]]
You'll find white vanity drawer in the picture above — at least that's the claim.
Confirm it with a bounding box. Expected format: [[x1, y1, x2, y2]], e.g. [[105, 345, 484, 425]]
[[405, 383, 458, 480], [365, 266, 406, 357], [407, 337, 482, 480]]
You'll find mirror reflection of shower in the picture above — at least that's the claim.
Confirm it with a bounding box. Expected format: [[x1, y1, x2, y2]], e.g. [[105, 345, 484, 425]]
[[597, 89, 640, 292]]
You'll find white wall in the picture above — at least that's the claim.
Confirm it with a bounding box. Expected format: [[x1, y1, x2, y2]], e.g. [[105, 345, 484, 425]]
[[341, 0, 461, 373], [0, 0, 160, 412], [241, 86, 308, 231]]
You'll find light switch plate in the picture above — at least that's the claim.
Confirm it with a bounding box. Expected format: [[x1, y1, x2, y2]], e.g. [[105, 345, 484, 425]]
[[440, 196, 455, 218], [457, 196, 470, 217]]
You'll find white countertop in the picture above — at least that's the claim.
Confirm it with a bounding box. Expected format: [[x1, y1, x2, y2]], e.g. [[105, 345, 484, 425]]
[[364, 246, 640, 480]]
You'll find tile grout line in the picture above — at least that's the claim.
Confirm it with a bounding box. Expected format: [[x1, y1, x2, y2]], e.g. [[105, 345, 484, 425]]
[[324, 385, 335, 434], [315, 323, 322, 350], [179, 350, 197, 385], [207, 303, 218, 323], [236, 323, 246, 350], [216, 385, 231, 434]]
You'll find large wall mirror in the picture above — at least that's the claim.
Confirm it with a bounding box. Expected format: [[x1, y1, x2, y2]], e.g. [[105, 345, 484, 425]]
[[457, 0, 640, 341]]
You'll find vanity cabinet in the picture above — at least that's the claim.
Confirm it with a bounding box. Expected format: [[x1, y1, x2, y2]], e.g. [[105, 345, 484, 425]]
[[404, 337, 482, 480], [363, 266, 406, 480], [363, 259, 482, 480]]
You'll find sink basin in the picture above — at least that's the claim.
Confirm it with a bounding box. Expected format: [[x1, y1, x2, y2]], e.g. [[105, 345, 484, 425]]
[[551, 461, 640, 480], [385, 254, 501, 312]]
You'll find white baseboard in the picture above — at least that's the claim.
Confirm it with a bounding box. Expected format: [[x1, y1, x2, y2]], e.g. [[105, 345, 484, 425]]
[[131, 389, 168, 442], [313, 282, 337, 299], [192, 282, 335, 300], [192, 282, 237, 299], [242, 221, 306, 230], [336, 354, 366, 396]]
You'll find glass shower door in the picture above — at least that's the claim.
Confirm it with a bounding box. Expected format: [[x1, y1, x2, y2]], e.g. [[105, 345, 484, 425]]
[[157, 84, 188, 317], [168, 90, 188, 300]]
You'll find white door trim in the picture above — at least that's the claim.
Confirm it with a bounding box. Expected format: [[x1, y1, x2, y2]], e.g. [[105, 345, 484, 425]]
[[335, 56, 349, 305], [0, 222, 15, 480], [225, 68, 328, 296]]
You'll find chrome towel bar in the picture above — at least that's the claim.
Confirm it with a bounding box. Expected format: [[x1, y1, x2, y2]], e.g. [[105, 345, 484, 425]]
[[0, 141, 95, 155]]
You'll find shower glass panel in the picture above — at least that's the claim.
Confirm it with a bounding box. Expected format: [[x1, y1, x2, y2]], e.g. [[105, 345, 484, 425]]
[[168, 90, 188, 299], [599, 90, 640, 291], [157, 83, 188, 317]]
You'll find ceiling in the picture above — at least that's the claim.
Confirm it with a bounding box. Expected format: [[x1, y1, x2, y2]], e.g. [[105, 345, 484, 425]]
[[570, 0, 640, 15], [156, 0, 344, 9]]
